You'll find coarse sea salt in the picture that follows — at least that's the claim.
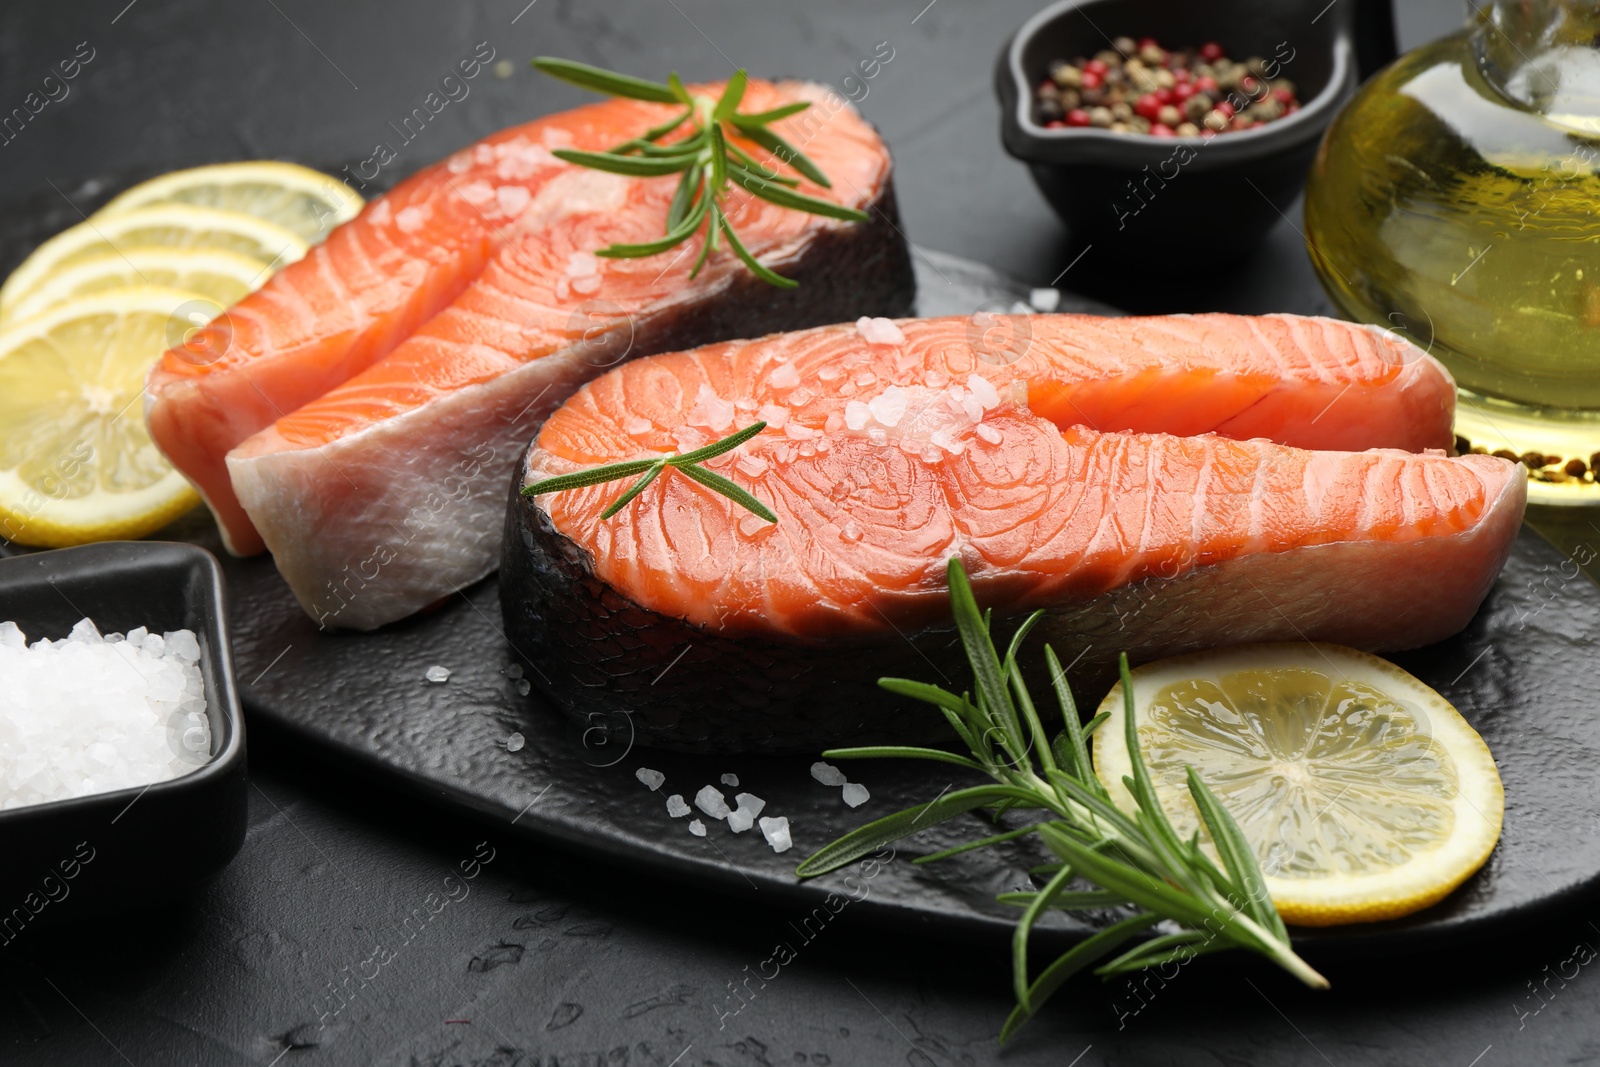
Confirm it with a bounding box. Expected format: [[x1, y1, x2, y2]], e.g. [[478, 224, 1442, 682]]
[[810, 761, 848, 787], [0, 618, 211, 810], [842, 782, 871, 808], [720, 772, 739, 787], [758, 815, 793, 853], [734, 792, 766, 818], [666, 794, 690, 817], [424, 665, 451, 684], [695, 785, 731, 819], [689, 819, 707, 837], [636, 767, 666, 791]]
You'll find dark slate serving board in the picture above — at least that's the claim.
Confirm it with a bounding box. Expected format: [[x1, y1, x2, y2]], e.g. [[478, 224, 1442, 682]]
[[2, 226, 1595, 956], [202, 254, 1600, 956]]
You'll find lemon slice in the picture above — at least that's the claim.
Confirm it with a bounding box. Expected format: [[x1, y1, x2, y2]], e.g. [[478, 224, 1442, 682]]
[[1, 247, 269, 325], [94, 161, 363, 244], [0, 205, 307, 319], [1092, 643, 1504, 927], [0, 286, 221, 547]]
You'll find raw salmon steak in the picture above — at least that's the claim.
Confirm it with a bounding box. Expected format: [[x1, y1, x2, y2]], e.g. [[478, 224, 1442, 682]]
[[145, 79, 913, 573], [504, 313, 1526, 753]]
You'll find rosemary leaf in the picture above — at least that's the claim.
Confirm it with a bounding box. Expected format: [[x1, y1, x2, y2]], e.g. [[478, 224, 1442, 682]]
[[734, 100, 812, 123], [728, 119, 833, 188], [1014, 862, 1079, 1010], [793, 784, 1039, 877], [522, 457, 662, 496], [523, 422, 775, 524], [598, 460, 666, 520], [717, 212, 798, 289], [551, 147, 696, 178], [675, 462, 778, 523], [999, 914, 1161, 1045], [914, 825, 1039, 865], [531, 57, 679, 103], [729, 167, 872, 222], [712, 69, 748, 121], [667, 419, 767, 464], [1188, 766, 1289, 941], [821, 745, 985, 772]]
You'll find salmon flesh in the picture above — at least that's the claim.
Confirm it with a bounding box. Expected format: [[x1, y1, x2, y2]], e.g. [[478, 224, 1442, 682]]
[[144, 80, 914, 627], [504, 314, 1526, 753]]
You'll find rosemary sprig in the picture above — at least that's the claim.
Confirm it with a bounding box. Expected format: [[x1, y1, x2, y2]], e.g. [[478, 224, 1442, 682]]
[[796, 558, 1327, 1043], [522, 421, 776, 523], [531, 57, 870, 288]]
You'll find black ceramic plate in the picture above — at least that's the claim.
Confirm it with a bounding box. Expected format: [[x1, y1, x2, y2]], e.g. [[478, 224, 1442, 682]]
[[145, 254, 1600, 957], [1, 227, 1593, 954]]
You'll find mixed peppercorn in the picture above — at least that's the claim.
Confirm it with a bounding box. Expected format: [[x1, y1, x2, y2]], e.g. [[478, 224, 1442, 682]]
[[1455, 434, 1600, 485], [1033, 37, 1301, 137]]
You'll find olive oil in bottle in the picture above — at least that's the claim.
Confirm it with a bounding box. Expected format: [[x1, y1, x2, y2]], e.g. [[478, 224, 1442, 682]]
[[1304, 1, 1600, 502]]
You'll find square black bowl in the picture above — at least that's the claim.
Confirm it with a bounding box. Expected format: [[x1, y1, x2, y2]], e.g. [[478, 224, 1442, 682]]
[[0, 541, 246, 934]]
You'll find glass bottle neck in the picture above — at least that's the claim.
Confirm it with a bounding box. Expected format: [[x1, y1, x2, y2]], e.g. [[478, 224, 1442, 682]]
[[1475, 0, 1600, 130]]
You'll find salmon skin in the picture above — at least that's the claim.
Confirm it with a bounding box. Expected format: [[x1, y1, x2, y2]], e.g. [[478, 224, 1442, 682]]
[[503, 313, 1526, 754], [145, 79, 913, 567]]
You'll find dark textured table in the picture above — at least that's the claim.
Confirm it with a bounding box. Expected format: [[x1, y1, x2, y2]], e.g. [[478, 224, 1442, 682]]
[[3, 1, 1596, 1064]]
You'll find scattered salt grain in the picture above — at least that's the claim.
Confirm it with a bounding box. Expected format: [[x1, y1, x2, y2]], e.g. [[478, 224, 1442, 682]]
[[810, 761, 848, 787], [756, 403, 789, 430], [728, 808, 755, 833], [637, 767, 666, 791], [424, 665, 451, 684], [734, 792, 766, 818], [516, 679, 532, 696], [976, 423, 1003, 445], [689, 819, 707, 837], [0, 617, 211, 809], [855, 316, 906, 346], [844, 400, 871, 431], [759, 816, 793, 853], [695, 785, 731, 819], [768, 362, 801, 390], [842, 782, 871, 808], [505, 664, 524, 680], [506, 733, 526, 753], [720, 773, 739, 787], [1029, 287, 1061, 312], [666, 794, 690, 817], [624, 416, 653, 436], [839, 521, 863, 544]]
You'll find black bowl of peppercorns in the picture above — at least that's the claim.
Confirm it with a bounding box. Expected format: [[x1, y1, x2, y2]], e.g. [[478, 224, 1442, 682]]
[[997, 0, 1359, 264]]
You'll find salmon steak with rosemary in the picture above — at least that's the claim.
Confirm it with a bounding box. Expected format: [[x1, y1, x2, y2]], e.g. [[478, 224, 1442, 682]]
[[504, 313, 1527, 753], [144, 76, 913, 628]]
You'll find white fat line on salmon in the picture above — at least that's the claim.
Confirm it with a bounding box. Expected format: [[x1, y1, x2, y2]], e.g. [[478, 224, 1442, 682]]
[[0, 41, 95, 148], [1110, 39, 1297, 232], [339, 42, 497, 193], [712, 846, 896, 1030], [310, 441, 499, 629]]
